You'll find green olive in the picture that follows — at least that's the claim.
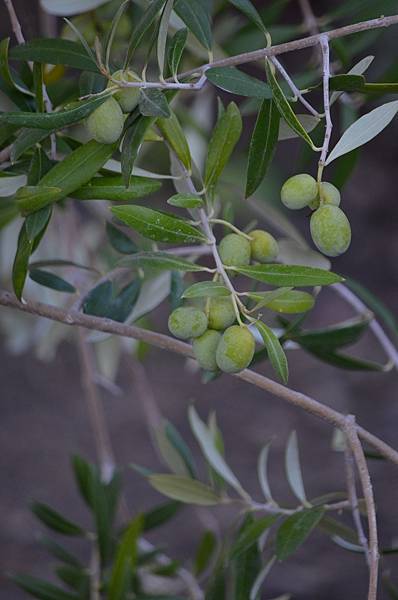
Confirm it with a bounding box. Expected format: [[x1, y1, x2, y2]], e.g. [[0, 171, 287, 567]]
[[216, 325, 255, 373], [219, 233, 251, 267], [86, 97, 124, 144], [168, 306, 208, 340], [207, 297, 236, 330], [281, 173, 318, 210], [309, 181, 341, 210], [250, 229, 279, 263], [310, 205, 351, 257], [192, 330, 222, 371], [110, 69, 141, 113]]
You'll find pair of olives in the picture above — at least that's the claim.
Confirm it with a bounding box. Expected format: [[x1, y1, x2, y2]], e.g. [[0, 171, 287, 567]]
[[219, 229, 279, 268], [280, 173, 351, 257], [168, 300, 255, 374], [86, 70, 140, 144]]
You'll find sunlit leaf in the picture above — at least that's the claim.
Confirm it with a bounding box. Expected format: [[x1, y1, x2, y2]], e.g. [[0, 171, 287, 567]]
[[206, 67, 272, 98], [256, 321, 289, 383], [183, 281, 230, 299], [148, 474, 221, 505], [231, 264, 343, 286], [285, 431, 307, 504]]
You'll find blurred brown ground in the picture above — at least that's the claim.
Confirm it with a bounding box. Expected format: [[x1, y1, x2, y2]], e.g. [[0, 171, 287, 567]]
[[1, 1, 398, 599]]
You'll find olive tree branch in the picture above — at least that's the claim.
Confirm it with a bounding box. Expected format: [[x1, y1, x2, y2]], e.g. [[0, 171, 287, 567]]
[[344, 438, 370, 563], [1, 289, 398, 466], [318, 34, 332, 181], [344, 415, 379, 600]]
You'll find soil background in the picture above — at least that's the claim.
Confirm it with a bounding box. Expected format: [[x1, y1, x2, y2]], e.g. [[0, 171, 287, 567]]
[[1, 1, 398, 599]]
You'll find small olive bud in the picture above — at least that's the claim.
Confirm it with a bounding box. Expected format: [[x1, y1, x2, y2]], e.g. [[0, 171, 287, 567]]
[[219, 233, 251, 267], [216, 325, 255, 374], [310, 205, 351, 257], [168, 306, 208, 340], [192, 330, 222, 371], [207, 297, 236, 331], [250, 229, 279, 263], [281, 173, 318, 210], [86, 97, 124, 144], [110, 69, 141, 113], [309, 181, 341, 210]]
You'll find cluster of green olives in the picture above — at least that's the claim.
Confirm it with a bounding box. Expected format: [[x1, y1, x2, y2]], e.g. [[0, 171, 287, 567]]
[[86, 70, 141, 144], [168, 302, 255, 374], [280, 173, 351, 257], [167, 228, 280, 374]]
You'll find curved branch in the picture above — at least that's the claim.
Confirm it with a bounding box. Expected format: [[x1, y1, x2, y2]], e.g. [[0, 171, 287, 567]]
[[1, 289, 398, 466]]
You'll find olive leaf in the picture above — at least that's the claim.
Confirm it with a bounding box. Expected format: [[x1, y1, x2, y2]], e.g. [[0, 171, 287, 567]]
[[167, 28, 188, 79], [326, 100, 398, 165], [256, 321, 289, 383], [246, 99, 280, 197], [29, 269, 76, 293], [285, 431, 307, 504], [167, 193, 203, 208], [206, 67, 272, 99], [111, 205, 207, 244], [231, 264, 343, 287], [183, 281, 230, 299], [276, 507, 325, 560], [204, 101, 242, 189], [121, 116, 155, 187], [10, 38, 99, 71], [73, 175, 161, 201], [119, 251, 207, 272], [158, 110, 191, 170], [174, 0, 212, 50], [148, 474, 221, 505], [139, 89, 171, 118]]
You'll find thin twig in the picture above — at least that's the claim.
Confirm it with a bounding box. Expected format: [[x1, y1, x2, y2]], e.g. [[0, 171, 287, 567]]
[[270, 57, 320, 117], [332, 283, 398, 371], [178, 15, 398, 80], [76, 328, 116, 483], [2, 290, 398, 467], [318, 34, 332, 179], [298, 0, 320, 37], [344, 441, 370, 563], [344, 415, 379, 600]]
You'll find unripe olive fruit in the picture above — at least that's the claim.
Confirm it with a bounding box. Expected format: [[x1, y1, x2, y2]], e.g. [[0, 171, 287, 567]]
[[250, 229, 279, 263], [310, 205, 351, 257], [216, 325, 255, 374], [168, 306, 208, 340], [110, 69, 141, 113], [192, 330, 222, 371], [219, 233, 251, 267], [207, 297, 236, 331], [309, 181, 341, 210], [281, 173, 318, 210], [86, 97, 124, 144]]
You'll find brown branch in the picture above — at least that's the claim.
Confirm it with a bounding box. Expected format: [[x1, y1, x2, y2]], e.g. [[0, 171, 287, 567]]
[[344, 440, 370, 562], [1, 289, 398, 467], [344, 415, 379, 600], [178, 15, 398, 80]]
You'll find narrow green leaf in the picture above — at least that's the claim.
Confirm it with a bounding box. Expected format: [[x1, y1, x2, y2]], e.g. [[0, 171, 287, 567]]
[[326, 100, 398, 165], [148, 474, 221, 505], [194, 530, 217, 575], [276, 507, 325, 560], [108, 515, 143, 600], [289, 316, 370, 350], [1, 95, 110, 130], [233, 515, 262, 600], [206, 67, 272, 99], [124, 0, 166, 68], [330, 55, 374, 105], [246, 99, 280, 197], [204, 101, 242, 189], [29, 268, 76, 293], [83, 280, 141, 322], [257, 442, 274, 503], [232, 264, 343, 286], [329, 74, 365, 92], [183, 281, 230, 299], [106, 221, 137, 254], [25, 206, 52, 241], [12, 128, 50, 162], [167, 193, 202, 208], [39, 535, 82, 568], [158, 110, 191, 170], [120, 251, 206, 273], [174, 0, 212, 50], [265, 60, 315, 149], [285, 431, 307, 504], [121, 116, 155, 187], [256, 321, 289, 383], [143, 501, 181, 531], [301, 346, 387, 372], [31, 502, 84, 536], [12, 223, 33, 300], [157, 0, 175, 80], [111, 205, 206, 244], [227, 0, 268, 34], [0, 37, 33, 96], [73, 175, 161, 201], [167, 28, 187, 79], [12, 574, 80, 600], [231, 515, 278, 560], [278, 114, 320, 141], [345, 278, 398, 337], [139, 89, 171, 118], [189, 406, 247, 498], [10, 38, 99, 71], [15, 186, 62, 216], [252, 289, 315, 314]]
